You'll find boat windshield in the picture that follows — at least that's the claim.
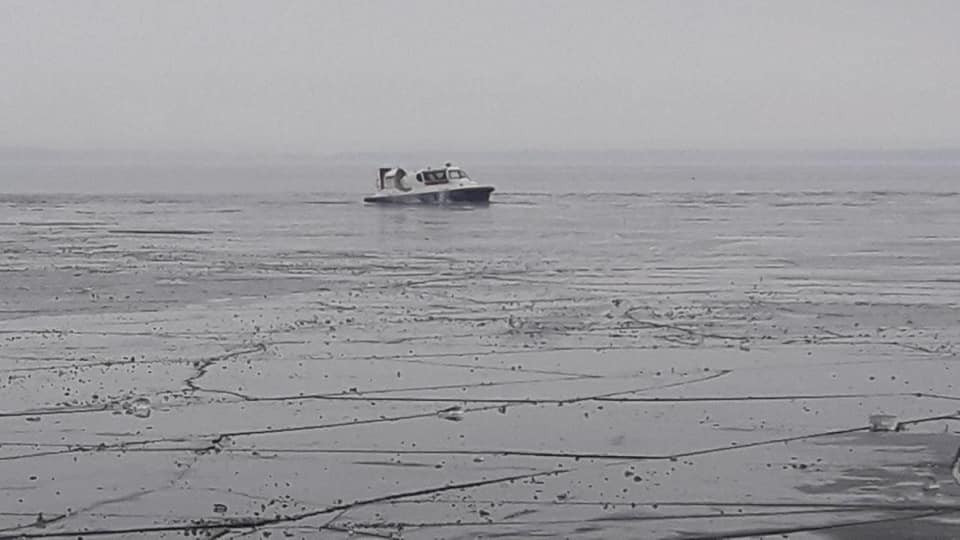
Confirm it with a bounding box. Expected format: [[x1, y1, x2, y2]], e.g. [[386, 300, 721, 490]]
[[448, 169, 468, 179], [422, 170, 448, 185]]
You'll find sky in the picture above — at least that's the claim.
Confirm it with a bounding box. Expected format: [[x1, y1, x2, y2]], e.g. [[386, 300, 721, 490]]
[[1, 0, 959, 154]]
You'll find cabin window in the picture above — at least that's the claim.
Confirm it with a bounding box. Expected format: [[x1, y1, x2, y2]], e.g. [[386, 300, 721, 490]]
[[422, 171, 448, 185], [449, 170, 466, 179]]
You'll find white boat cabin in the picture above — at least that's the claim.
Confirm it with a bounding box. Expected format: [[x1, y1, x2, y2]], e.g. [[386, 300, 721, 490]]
[[415, 166, 471, 186], [376, 163, 472, 192]]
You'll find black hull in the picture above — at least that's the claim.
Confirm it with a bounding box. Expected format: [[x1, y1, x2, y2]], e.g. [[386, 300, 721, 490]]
[[364, 186, 494, 204], [448, 186, 494, 202]]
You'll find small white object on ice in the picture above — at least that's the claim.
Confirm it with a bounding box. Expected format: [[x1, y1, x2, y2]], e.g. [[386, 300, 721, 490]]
[[126, 397, 152, 419], [437, 405, 466, 422], [868, 414, 898, 432]]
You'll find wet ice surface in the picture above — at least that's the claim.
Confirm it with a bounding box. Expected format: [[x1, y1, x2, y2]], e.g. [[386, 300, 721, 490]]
[[2, 190, 960, 539]]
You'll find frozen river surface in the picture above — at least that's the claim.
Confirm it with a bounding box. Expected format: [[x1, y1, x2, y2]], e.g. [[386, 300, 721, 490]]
[[2, 184, 960, 538]]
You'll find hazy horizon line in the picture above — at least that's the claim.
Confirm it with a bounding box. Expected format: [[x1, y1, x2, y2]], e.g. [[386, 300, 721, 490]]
[[4, 145, 960, 161]]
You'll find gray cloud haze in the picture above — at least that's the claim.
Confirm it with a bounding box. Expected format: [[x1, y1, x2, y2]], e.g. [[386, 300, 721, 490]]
[[2, 0, 959, 154]]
